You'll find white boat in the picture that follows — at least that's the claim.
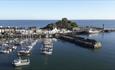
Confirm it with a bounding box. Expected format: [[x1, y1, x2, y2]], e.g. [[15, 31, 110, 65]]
[[52, 38, 57, 42], [88, 28, 101, 34], [12, 46, 17, 50], [18, 50, 30, 54], [0, 49, 10, 54], [0, 47, 12, 54], [12, 58, 30, 66], [32, 40, 38, 45], [0, 43, 13, 53], [43, 38, 53, 45], [27, 45, 33, 50], [41, 47, 53, 51], [43, 38, 53, 48], [41, 50, 52, 55], [41, 38, 53, 55]]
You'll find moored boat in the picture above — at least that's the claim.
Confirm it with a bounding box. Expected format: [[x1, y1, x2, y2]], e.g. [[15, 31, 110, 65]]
[[17, 50, 31, 56], [88, 28, 101, 34], [41, 38, 53, 55], [12, 58, 30, 66], [41, 50, 52, 55]]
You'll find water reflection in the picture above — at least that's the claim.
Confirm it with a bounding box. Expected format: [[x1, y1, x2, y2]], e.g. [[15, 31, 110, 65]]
[[14, 65, 30, 70], [43, 55, 49, 65], [14, 67, 22, 70], [88, 33, 99, 37]]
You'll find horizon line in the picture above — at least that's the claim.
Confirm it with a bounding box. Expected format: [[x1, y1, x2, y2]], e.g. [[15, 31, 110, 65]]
[[0, 19, 115, 20]]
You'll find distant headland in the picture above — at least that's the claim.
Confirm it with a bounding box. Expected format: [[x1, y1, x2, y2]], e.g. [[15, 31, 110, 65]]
[[42, 18, 78, 30]]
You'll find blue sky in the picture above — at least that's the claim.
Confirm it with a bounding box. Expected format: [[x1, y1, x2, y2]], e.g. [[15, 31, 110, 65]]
[[0, 0, 115, 20]]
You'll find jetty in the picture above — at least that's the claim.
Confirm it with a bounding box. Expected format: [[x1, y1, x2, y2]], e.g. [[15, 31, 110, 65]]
[[57, 34, 102, 49], [103, 28, 115, 32]]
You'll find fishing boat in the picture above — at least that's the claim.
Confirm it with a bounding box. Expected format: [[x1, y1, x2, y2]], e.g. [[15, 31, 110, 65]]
[[12, 58, 30, 66]]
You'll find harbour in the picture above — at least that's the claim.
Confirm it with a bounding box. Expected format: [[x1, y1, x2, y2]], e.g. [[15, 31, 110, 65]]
[[0, 32, 115, 70], [0, 0, 115, 69], [0, 20, 115, 70]]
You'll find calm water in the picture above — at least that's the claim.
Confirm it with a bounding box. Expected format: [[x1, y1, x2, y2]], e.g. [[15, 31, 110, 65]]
[[0, 20, 115, 70], [0, 20, 115, 28]]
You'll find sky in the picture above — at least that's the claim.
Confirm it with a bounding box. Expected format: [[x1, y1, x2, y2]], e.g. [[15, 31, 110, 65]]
[[0, 0, 115, 20]]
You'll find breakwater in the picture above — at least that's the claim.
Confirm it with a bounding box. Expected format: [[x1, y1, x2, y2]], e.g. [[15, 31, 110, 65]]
[[57, 34, 102, 49]]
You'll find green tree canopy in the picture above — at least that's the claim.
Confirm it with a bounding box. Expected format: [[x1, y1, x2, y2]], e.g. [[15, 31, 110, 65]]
[[43, 18, 78, 30]]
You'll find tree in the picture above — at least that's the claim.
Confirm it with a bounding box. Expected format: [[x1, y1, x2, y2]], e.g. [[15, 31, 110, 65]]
[[43, 18, 78, 30], [62, 18, 68, 24], [71, 22, 78, 27], [47, 23, 54, 30]]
